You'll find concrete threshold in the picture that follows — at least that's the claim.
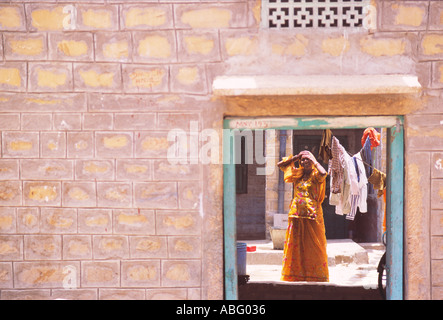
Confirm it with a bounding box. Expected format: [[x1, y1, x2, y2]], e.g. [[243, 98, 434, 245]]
[[238, 239, 385, 289]]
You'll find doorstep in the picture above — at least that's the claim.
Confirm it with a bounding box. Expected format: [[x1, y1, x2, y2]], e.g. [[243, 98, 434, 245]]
[[241, 239, 376, 266]]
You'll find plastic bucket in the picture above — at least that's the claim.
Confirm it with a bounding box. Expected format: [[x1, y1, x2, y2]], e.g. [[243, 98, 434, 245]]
[[236, 242, 247, 275]]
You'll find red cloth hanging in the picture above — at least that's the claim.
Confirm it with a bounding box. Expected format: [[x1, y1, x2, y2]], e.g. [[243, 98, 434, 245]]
[[361, 127, 381, 150]]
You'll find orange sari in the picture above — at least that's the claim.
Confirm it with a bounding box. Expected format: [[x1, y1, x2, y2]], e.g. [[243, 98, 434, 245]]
[[279, 158, 329, 282]]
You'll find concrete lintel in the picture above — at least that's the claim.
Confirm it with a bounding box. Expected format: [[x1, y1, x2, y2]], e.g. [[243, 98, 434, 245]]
[[213, 75, 421, 96]]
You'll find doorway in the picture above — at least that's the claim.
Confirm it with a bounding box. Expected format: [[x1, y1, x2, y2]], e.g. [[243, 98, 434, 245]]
[[223, 116, 404, 300]]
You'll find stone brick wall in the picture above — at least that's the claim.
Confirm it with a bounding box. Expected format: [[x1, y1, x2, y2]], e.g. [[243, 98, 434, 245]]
[[0, 0, 442, 300]]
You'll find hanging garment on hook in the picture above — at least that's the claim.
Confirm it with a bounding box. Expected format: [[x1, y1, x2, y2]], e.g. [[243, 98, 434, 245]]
[[329, 136, 344, 194], [361, 127, 381, 150], [319, 129, 333, 163]]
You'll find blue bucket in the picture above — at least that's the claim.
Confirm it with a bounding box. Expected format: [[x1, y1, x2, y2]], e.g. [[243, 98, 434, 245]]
[[236, 242, 247, 275]]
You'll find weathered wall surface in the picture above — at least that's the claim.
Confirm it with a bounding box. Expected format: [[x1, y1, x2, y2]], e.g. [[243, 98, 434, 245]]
[[0, 0, 441, 300]]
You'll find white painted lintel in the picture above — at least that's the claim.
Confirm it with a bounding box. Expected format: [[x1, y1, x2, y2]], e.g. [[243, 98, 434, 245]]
[[213, 75, 421, 96]]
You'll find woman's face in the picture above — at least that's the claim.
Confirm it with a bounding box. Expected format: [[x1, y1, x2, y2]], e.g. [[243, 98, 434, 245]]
[[300, 156, 313, 171]]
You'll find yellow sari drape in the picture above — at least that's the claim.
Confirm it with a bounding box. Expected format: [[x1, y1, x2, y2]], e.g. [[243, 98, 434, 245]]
[[279, 157, 329, 282]]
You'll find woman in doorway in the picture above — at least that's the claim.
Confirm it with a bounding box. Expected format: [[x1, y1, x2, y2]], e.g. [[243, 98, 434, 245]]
[[277, 150, 329, 282]]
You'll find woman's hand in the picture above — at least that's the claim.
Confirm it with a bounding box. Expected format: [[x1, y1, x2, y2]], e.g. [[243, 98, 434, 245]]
[[277, 154, 300, 167]]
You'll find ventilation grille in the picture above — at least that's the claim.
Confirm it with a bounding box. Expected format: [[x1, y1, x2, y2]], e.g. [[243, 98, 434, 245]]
[[262, 0, 371, 29]]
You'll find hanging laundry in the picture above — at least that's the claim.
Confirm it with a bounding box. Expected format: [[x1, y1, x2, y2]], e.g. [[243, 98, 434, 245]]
[[329, 136, 344, 194], [354, 152, 368, 213], [318, 129, 333, 163], [338, 144, 360, 217], [368, 168, 386, 198], [361, 127, 381, 150], [360, 136, 373, 178]]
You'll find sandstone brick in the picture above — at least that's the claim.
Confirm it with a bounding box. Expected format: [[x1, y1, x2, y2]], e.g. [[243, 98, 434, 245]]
[[269, 33, 309, 58], [432, 286, 443, 300], [168, 236, 201, 259], [51, 289, 97, 300], [0, 62, 26, 92], [359, 35, 407, 57], [121, 260, 160, 288], [0, 207, 16, 233], [116, 159, 152, 181], [21, 159, 73, 181], [75, 160, 114, 180], [0, 181, 22, 206], [122, 65, 169, 93], [74, 63, 122, 92], [432, 61, 443, 88], [178, 181, 201, 210], [41, 132, 66, 159], [48, 33, 94, 61], [95, 132, 133, 158], [129, 236, 167, 259], [431, 260, 443, 286], [62, 235, 92, 260], [62, 181, 96, 208], [121, 4, 173, 30], [135, 132, 171, 158], [21, 113, 52, 131], [431, 236, 443, 259], [4, 33, 47, 60], [429, 1, 443, 31], [24, 235, 61, 260], [113, 209, 155, 235], [93, 235, 129, 259], [99, 289, 145, 300], [381, 1, 428, 31], [407, 115, 443, 151], [321, 36, 350, 57], [156, 210, 200, 235], [29, 62, 73, 92], [0, 289, 51, 300], [145, 288, 187, 300], [175, 3, 248, 29], [157, 112, 200, 131], [78, 209, 112, 234], [83, 113, 113, 130], [134, 182, 177, 209], [0, 236, 22, 261], [0, 93, 86, 113], [222, 34, 259, 57], [88, 93, 166, 112], [171, 65, 208, 94], [0, 160, 19, 180], [15, 261, 80, 289], [54, 113, 82, 131], [0, 262, 13, 288], [67, 132, 94, 158], [161, 260, 201, 287], [95, 32, 132, 62], [133, 31, 177, 63], [77, 5, 118, 31], [0, 5, 26, 31], [177, 30, 221, 63], [153, 160, 200, 181], [431, 179, 443, 210], [97, 182, 132, 208], [0, 114, 19, 130], [27, 5, 70, 31], [114, 113, 156, 130], [420, 33, 443, 58], [17, 208, 40, 234], [431, 210, 443, 236], [40, 208, 76, 233]]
